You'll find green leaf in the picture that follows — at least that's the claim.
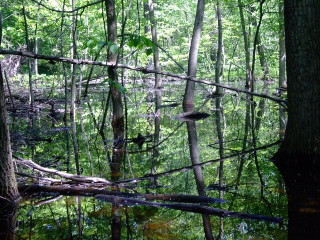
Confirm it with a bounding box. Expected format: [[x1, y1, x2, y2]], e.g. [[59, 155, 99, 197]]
[[145, 48, 153, 56]]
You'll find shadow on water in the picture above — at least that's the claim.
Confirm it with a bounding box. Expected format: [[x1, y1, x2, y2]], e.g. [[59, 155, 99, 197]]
[[3, 78, 287, 239]]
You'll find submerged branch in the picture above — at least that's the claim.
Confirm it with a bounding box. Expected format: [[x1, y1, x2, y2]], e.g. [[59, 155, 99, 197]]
[[96, 194, 283, 224], [18, 184, 281, 223], [0, 49, 286, 104], [18, 185, 224, 204]]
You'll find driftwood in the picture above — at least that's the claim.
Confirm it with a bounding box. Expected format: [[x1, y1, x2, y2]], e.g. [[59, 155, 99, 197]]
[[0, 49, 286, 104], [96, 194, 283, 224], [14, 155, 111, 184]]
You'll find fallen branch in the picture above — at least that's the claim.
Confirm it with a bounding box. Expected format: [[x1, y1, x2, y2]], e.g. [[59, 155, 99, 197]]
[[14, 155, 111, 184], [18, 185, 225, 204], [0, 49, 286, 104], [96, 194, 283, 224]]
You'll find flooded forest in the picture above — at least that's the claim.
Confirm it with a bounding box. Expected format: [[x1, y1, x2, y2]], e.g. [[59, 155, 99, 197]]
[[1, 0, 319, 239]]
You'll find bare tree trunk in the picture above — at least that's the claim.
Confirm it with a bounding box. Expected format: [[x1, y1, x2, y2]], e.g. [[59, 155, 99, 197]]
[[105, 0, 124, 238], [237, 0, 251, 89], [22, 0, 34, 107], [147, 0, 162, 179], [148, 0, 161, 89], [215, 2, 225, 238], [183, 0, 205, 110], [215, 0, 223, 95], [70, 0, 80, 175]]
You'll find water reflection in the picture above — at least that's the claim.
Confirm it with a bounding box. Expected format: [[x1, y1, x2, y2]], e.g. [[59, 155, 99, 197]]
[[5, 79, 287, 239]]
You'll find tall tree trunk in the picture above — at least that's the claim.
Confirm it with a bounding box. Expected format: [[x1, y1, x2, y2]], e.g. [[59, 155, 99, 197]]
[[0, 63, 19, 240], [105, 0, 124, 238], [237, 0, 251, 89], [215, 2, 225, 238], [105, 0, 124, 181], [148, 0, 161, 89], [70, 0, 80, 175], [273, 1, 320, 239], [183, 0, 205, 110], [22, 0, 34, 107], [215, 0, 223, 95]]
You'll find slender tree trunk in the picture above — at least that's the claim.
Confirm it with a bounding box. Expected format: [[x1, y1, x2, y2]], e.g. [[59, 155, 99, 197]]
[[215, 2, 225, 238], [70, 0, 80, 175], [183, 0, 205, 110], [148, 0, 161, 89], [22, 0, 34, 107], [105, 0, 124, 238], [237, 0, 251, 89], [215, 0, 223, 95], [273, 1, 320, 239], [105, 0, 124, 181]]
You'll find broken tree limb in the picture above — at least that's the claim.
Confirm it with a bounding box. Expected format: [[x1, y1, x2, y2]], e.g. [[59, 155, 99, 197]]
[[96, 194, 283, 224], [13, 155, 111, 184], [0, 49, 286, 104], [18, 185, 225, 204]]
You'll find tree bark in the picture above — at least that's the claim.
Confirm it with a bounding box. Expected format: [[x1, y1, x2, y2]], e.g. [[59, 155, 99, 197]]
[[105, 0, 124, 238], [237, 0, 251, 89], [0, 63, 19, 240], [273, 1, 320, 239], [183, 0, 205, 110], [70, 0, 80, 175]]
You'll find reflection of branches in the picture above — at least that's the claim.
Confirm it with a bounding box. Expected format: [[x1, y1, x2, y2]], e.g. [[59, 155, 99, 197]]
[[96, 194, 283, 224], [0, 49, 286, 104], [128, 122, 183, 154], [117, 141, 280, 184]]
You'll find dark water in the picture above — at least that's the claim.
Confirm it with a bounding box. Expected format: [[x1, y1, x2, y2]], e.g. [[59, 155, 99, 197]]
[[8, 78, 287, 239]]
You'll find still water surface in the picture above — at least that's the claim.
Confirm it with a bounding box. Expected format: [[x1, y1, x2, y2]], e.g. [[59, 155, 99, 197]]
[[9, 78, 287, 239]]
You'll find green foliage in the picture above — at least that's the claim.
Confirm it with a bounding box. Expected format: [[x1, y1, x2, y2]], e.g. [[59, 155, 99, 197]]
[[127, 34, 155, 56]]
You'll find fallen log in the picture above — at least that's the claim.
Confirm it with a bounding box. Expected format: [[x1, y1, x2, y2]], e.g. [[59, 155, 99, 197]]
[[18, 185, 225, 204]]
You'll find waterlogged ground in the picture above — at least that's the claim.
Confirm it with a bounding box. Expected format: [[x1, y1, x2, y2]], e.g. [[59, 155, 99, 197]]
[[8, 76, 287, 239]]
